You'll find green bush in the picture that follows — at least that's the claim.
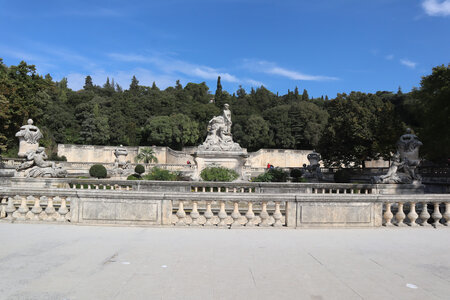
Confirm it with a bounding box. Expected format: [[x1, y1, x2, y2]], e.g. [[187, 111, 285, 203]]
[[134, 164, 145, 175], [127, 174, 142, 180], [334, 169, 352, 183], [49, 153, 67, 161], [252, 167, 288, 182], [290, 168, 304, 182], [89, 164, 107, 179], [200, 166, 239, 182], [143, 167, 180, 181]]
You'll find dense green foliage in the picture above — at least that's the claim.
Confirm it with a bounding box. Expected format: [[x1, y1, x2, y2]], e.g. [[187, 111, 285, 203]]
[[200, 166, 239, 182], [134, 164, 145, 175], [252, 167, 289, 182], [143, 167, 180, 181], [333, 169, 353, 183], [1, 59, 449, 165], [89, 164, 107, 178]]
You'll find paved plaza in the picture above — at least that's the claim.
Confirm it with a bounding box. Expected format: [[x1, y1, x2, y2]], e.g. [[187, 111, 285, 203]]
[[0, 223, 449, 300]]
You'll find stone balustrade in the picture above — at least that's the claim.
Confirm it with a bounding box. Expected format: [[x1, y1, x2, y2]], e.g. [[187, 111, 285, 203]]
[[171, 199, 288, 227], [0, 194, 71, 222], [382, 198, 450, 227], [1, 184, 448, 227]]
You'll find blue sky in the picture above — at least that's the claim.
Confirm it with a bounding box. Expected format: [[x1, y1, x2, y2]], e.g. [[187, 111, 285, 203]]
[[1, 0, 449, 98]]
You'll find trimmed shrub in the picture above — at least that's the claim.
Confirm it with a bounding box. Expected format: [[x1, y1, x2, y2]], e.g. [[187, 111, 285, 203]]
[[143, 167, 180, 181], [252, 167, 289, 182], [290, 168, 304, 182], [127, 174, 141, 180], [134, 164, 145, 175], [89, 164, 107, 179], [200, 166, 239, 182], [334, 169, 352, 183]]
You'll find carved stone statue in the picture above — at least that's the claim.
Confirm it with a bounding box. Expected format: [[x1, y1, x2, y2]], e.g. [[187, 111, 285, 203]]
[[373, 129, 422, 184], [109, 145, 133, 177], [15, 119, 43, 157], [16, 147, 67, 178], [302, 151, 323, 181], [198, 104, 242, 151]]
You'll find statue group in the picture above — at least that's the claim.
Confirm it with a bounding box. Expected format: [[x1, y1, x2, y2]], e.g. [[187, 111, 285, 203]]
[[373, 128, 422, 184], [198, 104, 242, 152], [15, 119, 67, 178]]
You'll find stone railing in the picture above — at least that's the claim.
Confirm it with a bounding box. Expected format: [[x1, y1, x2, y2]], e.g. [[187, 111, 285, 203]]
[[382, 196, 450, 227], [1, 184, 448, 228], [0, 193, 71, 222]]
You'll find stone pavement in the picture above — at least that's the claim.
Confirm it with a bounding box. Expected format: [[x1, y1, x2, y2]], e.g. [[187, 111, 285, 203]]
[[0, 224, 449, 300]]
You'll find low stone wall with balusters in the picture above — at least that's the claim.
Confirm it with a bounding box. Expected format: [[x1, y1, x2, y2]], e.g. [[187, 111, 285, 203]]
[[1, 179, 448, 227]]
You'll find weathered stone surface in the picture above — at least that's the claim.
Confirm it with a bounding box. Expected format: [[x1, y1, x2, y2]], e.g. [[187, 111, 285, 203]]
[[298, 203, 373, 225], [15, 119, 43, 157], [373, 128, 423, 184], [198, 104, 242, 152], [16, 147, 67, 178]]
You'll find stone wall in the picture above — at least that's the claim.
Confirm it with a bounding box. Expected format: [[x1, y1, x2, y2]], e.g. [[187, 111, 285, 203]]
[[1, 178, 447, 228], [58, 144, 314, 168]]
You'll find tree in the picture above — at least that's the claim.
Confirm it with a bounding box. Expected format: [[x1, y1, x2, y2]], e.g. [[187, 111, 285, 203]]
[[302, 89, 309, 101], [317, 92, 401, 167], [233, 115, 272, 151], [84, 76, 93, 90], [415, 64, 450, 162], [135, 147, 158, 163], [129, 76, 139, 93], [289, 101, 328, 149], [263, 105, 294, 148]]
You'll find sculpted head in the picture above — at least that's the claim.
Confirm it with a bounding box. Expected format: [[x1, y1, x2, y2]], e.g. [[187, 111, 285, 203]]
[[224, 103, 229, 109], [37, 147, 45, 153], [27, 119, 34, 125]]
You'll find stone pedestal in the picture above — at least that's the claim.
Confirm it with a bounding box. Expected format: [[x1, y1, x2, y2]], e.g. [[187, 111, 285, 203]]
[[193, 151, 250, 181], [17, 138, 39, 158]]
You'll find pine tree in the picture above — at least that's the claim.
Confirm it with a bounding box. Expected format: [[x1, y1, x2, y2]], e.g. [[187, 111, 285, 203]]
[[129, 76, 139, 92], [84, 75, 94, 90], [302, 89, 309, 101]]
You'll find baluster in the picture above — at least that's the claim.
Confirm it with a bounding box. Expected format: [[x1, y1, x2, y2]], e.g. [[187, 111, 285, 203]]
[[30, 196, 42, 221], [245, 202, 255, 227], [57, 197, 69, 222], [233, 188, 237, 193], [95, 184, 99, 190], [0, 196, 6, 219], [190, 201, 200, 226], [5, 196, 17, 221], [88, 184, 91, 189], [126, 186, 130, 191], [259, 201, 270, 227], [226, 187, 229, 193], [217, 201, 228, 227], [202, 187, 206, 192], [431, 202, 443, 227], [45, 196, 57, 221], [443, 202, 450, 226], [204, 201, 214, 226], [240, 188, 244, 193], [395, 202, 406, 226], [176, 201, 186, 226], [72, 184, 76, 189], [383, 203, 394, 226], [194, 187, 198, 192], [407, 202, 418, 226], [273, 202, 283, 227], [17, 196, 29, 221], [231, 201, 242, 228], [419, 202, 431, 226], [249, 188, 252, 194], [350, 189, 354, 194], [103, 185, 106, 190]]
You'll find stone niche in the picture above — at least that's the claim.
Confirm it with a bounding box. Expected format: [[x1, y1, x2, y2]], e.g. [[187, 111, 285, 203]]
[[192, 150, 250, 181]]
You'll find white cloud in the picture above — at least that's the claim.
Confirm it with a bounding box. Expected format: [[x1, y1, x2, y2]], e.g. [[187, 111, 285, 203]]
[[385, 54, 394, 60], [108, 52, 244, 83], [422, 0, 450, 16], [243, 60, 338, 81], [400, 59, 417, 69]]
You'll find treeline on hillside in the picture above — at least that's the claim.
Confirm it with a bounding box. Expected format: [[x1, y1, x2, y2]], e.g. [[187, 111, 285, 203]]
[[0, 58, 448, 166]]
